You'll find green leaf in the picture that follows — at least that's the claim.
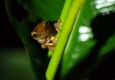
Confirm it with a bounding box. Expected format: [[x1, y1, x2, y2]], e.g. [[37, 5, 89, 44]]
[[5, 0, 115, 80], [5, 0, 64, 80], [61, 0, 115, 79]]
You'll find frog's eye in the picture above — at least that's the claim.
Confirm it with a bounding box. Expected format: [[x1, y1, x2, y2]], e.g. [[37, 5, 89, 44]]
[[46, 21, 49, 26], [31, 31, 38, 39]]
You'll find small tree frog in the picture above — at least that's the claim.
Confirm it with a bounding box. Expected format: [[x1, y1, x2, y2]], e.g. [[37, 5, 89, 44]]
[[31, 19, 61, 52]]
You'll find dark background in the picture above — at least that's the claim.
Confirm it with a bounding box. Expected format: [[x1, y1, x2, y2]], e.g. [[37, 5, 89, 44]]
[[0, 0, 23, 48], [0, 1, 36, 80]]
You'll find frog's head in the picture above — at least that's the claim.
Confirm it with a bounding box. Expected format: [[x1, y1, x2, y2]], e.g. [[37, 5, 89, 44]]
[[31, 21, 49, 43]]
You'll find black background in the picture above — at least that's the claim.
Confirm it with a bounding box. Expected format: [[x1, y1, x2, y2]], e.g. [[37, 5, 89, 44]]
[[0, 0, 23, 48], [0, 1, 35, 80]]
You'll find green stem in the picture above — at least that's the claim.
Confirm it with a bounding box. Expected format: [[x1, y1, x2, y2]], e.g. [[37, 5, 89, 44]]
[[46, 0, 85, 80], [48, 0, 72, 57]]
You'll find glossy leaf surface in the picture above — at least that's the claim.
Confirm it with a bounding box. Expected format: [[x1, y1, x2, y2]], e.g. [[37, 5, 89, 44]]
[[61, 0, 115, 79]]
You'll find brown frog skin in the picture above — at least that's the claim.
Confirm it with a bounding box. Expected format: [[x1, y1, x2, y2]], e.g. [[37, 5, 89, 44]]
[[31, 19, 61, 52]]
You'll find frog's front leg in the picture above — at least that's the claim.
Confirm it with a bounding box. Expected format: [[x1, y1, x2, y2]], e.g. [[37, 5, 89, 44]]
[[44, 37, 58, 52], [54, 19, 62, 32]]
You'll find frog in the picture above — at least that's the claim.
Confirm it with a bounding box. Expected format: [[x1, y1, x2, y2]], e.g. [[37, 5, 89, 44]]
[[31, 19, 61, 52]]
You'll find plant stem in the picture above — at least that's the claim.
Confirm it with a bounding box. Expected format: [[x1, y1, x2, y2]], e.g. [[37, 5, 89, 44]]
[[46, 0, 85, 80]]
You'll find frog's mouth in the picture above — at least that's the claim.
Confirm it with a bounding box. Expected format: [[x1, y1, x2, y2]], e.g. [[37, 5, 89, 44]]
[[37, 38, 46, 44]]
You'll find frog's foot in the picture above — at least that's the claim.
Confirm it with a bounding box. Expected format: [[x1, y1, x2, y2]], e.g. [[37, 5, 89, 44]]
[[44, 41, 55, 52], [41, 44, 47, 49], [54, 19, 62, 32], [44, 37, 57, 45], [44, 36, 58, 51]]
